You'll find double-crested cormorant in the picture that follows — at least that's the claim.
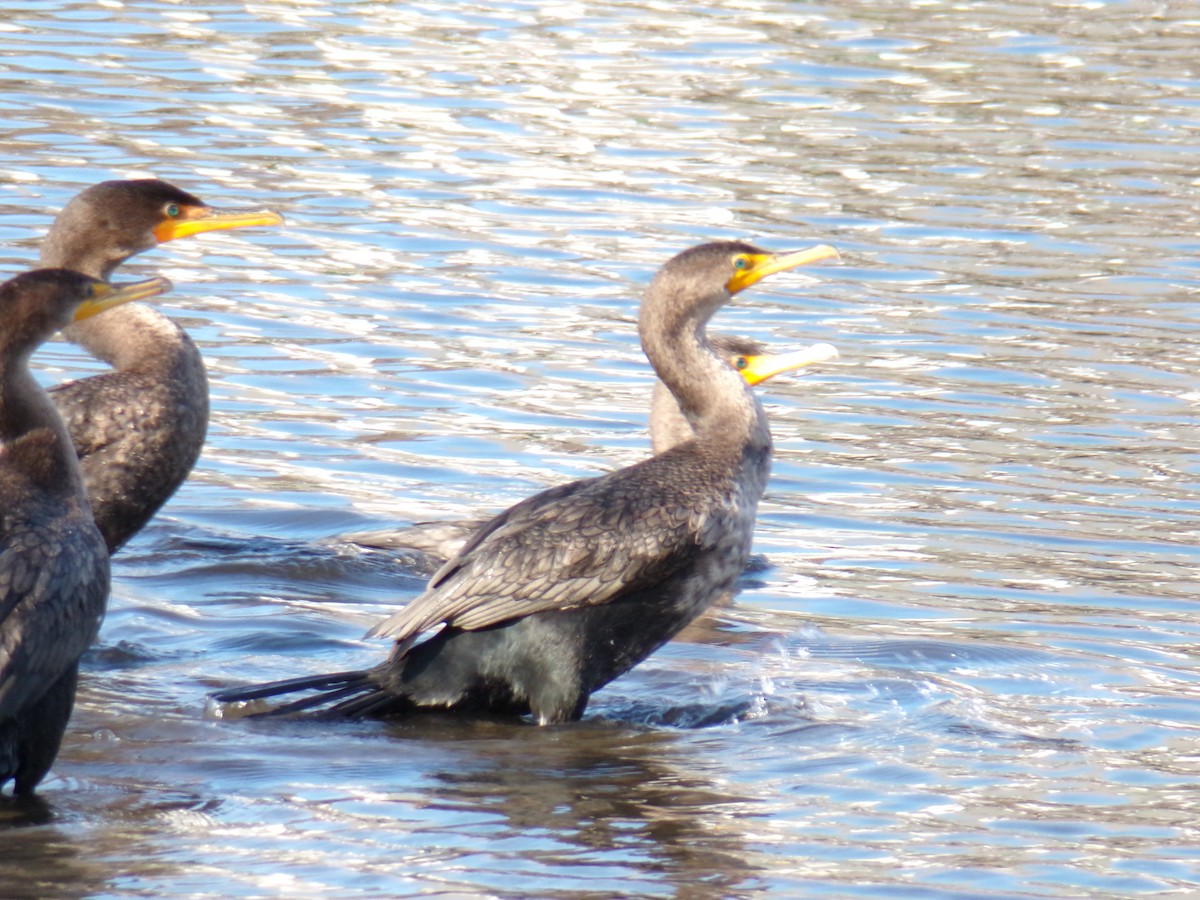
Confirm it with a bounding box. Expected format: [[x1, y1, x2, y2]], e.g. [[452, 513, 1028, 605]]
[[213, 241, 837, 725], [342, 336, 837, 562], [38, 179, 284, 552], [649, 335, 837, 454], [0, 269, 172, 794]]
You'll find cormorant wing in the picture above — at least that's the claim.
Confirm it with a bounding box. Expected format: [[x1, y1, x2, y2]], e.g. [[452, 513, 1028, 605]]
[[0, 530, 107, 721], [367, 448, 730, 644]]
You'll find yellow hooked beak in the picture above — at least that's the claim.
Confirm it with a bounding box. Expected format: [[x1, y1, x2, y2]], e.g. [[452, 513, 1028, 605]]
[[74, 276, 174, 321], [736, 342, 839, 386], [153, 205, 284, 243], [726, 244, 839, 295]]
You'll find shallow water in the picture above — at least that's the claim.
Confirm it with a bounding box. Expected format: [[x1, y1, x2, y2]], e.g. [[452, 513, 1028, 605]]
[[1, 0, 1199, 896]]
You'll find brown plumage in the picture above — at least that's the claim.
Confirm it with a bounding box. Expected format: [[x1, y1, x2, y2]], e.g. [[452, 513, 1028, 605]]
[[0, 269, 171, 794], [39, 179, 283, 552]]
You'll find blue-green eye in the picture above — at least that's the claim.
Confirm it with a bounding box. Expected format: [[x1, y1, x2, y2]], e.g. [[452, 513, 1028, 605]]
[[734, 356, 749, 370], [84, 283, 98, 299], [165, 203, 180, 217], [732, 255, 750, 270]]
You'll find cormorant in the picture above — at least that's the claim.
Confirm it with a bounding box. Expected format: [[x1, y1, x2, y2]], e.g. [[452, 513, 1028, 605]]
[[0, 269, 172, 794], [38, 179, 283, 552], [649, 334, 837, 454], [213, 241, 837, 725]]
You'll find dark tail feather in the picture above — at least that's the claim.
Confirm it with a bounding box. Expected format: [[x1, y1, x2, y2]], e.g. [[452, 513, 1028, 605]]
[[325, 685, 409, 719], [211, 669, 384, 719]]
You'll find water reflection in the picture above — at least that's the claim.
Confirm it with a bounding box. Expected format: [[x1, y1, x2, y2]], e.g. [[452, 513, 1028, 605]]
[[0, 817, 97, 900], [401, 720, 765, 896]]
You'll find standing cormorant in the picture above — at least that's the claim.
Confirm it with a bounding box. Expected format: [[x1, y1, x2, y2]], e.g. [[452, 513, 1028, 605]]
[[38, 179, 283, 552], [0, 269, 172, 794], [213, 241, 837, 725]]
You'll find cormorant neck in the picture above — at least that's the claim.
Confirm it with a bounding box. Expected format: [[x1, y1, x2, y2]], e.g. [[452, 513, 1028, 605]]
[[648, 378, 689, 455], [0, 355, 80, 493], [640, 299, 760, 446], [60, 302, 191, 371], [0, 352, 40, 441]]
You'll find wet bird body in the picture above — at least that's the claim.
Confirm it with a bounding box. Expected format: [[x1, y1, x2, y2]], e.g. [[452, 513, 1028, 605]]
[[0, 269, 170, 793], [39, 179, 282, 552], [215, 241, 836, 725]]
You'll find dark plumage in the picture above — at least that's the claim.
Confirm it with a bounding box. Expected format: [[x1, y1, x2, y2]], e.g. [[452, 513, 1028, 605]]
[[213, 241, 837, 725], [39, 179, 283, 552], [0, 269, 171, 794], [342, 335, 838, 561]]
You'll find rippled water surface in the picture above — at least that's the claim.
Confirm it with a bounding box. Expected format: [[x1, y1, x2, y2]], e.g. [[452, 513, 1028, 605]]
[[1, 0, 1198, 897]]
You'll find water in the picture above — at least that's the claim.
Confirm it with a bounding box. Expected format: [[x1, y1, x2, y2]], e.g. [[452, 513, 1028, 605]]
[[1, 0, 1198, 896]]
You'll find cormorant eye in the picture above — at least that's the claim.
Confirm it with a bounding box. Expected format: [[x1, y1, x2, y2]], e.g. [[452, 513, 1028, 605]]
[[732, 255, 750, 270], [83, 283, 98, 300], [165, 203, 181, 218], [734, 356, 749, 370]]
